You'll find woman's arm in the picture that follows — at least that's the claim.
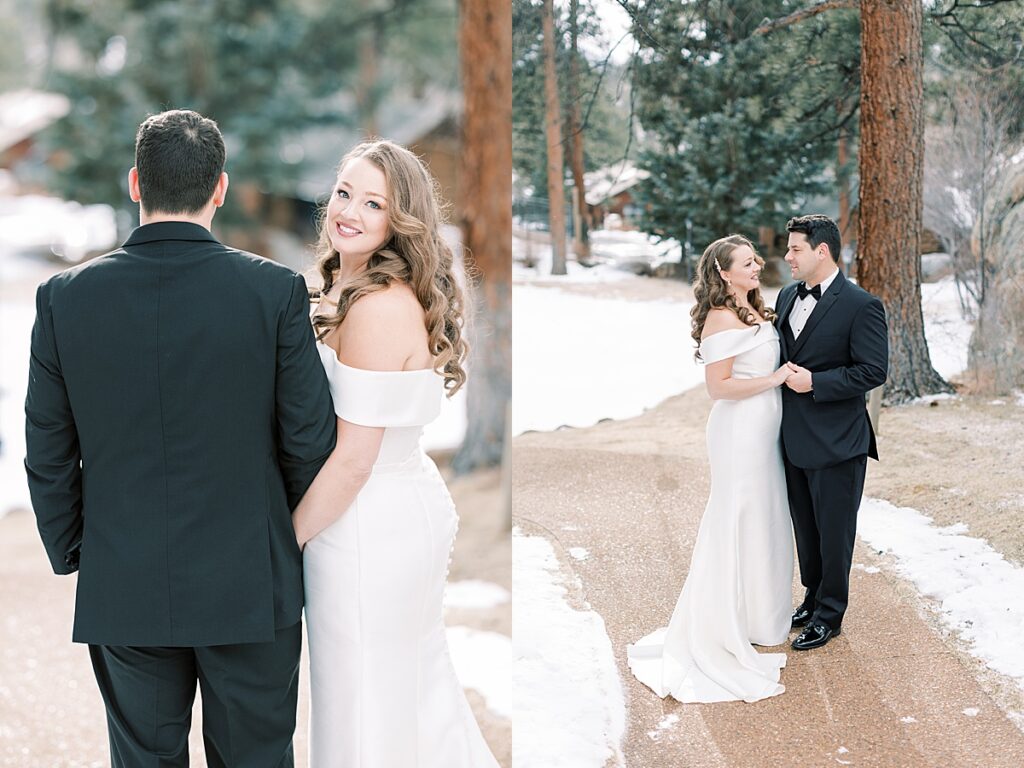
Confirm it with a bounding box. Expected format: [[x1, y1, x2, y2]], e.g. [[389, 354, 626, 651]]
[[701, 308, 791, 400], [292, 286, 424, 547], [293, 417, 384, 547], [704, 356, 792, 401]]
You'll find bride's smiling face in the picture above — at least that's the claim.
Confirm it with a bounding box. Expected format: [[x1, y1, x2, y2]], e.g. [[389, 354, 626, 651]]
[[326, 157, 391, 263], [721, 244, 762, 294]]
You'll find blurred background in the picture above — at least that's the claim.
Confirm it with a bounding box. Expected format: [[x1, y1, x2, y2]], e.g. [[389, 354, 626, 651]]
[[0, 0, 511, 764]]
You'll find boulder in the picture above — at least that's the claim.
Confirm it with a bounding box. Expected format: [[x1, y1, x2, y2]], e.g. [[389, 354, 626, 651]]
[[969, 158, 1024, 392]]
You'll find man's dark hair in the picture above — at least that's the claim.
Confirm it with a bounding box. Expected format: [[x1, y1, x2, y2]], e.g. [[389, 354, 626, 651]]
[[786, 214, 841, 263], [135, 110, 225, 214]]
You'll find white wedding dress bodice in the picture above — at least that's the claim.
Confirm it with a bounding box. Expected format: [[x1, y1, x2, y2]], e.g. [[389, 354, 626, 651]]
[[627, 323, 794, 703], [303, 343, 499, 767]]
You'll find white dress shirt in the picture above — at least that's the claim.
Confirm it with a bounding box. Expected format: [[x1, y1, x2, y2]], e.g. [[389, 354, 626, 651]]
[[788, 268, 840, 339]]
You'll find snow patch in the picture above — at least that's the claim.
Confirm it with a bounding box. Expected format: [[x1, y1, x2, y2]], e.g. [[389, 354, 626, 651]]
[[568, 547, 590, 561], [646, 712, 680, 741], [921, 277, 973, 380], [444, 580, 511, 610], [852, 564, 881, 574], [446, 625, 512, 719], [513, 527, 625, 767], [513, 286, 700, 434], [859, 498, 1024, 688], [910, 392, 958, 406], [963, 707, 980, 717]]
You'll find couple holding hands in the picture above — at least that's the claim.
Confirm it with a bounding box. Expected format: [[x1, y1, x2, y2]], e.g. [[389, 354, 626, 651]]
[[628, 216, 890, 704]]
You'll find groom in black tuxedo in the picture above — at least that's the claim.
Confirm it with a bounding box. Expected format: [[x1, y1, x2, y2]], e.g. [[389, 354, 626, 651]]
[[775, 214, 888, 651], [25, 110, 336, 765]]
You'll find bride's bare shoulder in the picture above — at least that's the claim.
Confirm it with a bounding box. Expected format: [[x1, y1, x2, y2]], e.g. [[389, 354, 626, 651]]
[[327, 284, 426, 370], [701, 307, 746, 340]]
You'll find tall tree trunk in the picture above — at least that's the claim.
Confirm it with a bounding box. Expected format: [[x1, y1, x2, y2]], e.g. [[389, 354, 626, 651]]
[[837, 101, 851, 266], [452, 0, 512, 474], [857, 0, 950, 402], [568, 0, 590, 262], [542, 0, 568, 275]]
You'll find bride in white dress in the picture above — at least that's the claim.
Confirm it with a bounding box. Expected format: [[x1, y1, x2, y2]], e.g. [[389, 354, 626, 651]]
[[292, 140, 500, 766], [627, 234, 795, 704]]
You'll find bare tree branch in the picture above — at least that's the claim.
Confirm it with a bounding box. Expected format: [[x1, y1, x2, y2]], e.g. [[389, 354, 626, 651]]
[[753, 0, 860, 37]]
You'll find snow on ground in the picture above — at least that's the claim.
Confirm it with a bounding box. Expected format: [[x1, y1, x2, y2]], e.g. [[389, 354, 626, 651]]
[[444, 580, 511, 610], [513, 243, 642, 285], [513, 286, 699, 434], [444, 580, 512, 719], [859, 498, 1024, 689], [647, 713, 679, 742], [513, 228, 679, 285], [920, 276, 974, 381], [513, 527, 625, 768], [446, 625, 513, 719]]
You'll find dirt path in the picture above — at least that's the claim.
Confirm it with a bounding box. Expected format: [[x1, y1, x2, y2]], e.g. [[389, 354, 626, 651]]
[[512, 387, 1024, 768], [0, 464, 510, 768]]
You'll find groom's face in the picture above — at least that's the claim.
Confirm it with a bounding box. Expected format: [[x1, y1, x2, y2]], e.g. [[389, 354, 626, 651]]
[[785, 232, 825, 284]]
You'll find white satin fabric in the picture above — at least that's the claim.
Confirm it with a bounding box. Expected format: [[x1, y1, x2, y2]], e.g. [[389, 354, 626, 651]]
[[304, 343, 499, 767], [627, 323, 793, 703]]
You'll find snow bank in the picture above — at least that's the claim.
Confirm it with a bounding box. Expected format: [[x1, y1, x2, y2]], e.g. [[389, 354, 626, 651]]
[[513, 527, 625, 768], [859, 497, 1024, 688], [513, 286, 700, 434], [446, 625, 513, 719]]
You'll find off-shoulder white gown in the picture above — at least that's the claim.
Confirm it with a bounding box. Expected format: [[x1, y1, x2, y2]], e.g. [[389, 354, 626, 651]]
[[627, 323, 793, 703], [304, 343, 500, 767]]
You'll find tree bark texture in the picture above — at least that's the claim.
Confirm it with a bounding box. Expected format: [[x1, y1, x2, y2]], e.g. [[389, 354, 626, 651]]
[[857, 0, 950, 402], [568, 0, 590, 261], [452, 0, 512, 473], [542, 0, 568, 275]]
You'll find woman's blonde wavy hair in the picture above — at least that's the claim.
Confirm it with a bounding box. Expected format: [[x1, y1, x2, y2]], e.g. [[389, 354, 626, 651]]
[[690, 234, 776, 361], [312, 139, 468, 396]]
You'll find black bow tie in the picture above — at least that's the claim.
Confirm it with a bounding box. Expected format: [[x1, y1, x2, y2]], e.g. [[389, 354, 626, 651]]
[[797, 282, 822, 301]]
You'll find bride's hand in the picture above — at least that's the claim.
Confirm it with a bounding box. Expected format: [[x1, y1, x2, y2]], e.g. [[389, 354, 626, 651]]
[[771, 363, 794, 386]]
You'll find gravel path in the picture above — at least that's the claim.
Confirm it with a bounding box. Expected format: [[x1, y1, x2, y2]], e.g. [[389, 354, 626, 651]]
[[513, 386, 1024, 767]]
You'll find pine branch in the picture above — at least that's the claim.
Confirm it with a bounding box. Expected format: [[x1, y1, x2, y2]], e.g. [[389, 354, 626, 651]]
[[753, 0, 860, 37]]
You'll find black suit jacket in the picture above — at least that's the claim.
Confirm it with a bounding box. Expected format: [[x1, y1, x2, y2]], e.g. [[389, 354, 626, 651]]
[[775, 270, 889, 470], [25, 221, 337, 646]]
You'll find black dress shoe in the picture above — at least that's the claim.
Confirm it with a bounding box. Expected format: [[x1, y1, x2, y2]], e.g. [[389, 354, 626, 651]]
[[792, 622, 841, 651], [791, 607, 813, 629]]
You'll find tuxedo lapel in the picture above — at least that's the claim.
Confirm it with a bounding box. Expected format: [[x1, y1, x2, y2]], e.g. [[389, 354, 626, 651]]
[[789, 270, 847, 358]]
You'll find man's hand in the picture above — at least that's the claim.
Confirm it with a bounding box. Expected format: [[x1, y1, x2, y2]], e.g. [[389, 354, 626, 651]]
[[784, 362, 813, 393]]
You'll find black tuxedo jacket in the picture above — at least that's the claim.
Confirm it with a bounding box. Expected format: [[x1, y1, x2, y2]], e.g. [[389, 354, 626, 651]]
[[25, 221, 337, 646], [775, 270, 888, 470]]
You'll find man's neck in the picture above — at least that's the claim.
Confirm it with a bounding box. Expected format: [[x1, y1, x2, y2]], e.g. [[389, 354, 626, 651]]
[[139, 209, 214, 230], [808, 264, 840, 289]]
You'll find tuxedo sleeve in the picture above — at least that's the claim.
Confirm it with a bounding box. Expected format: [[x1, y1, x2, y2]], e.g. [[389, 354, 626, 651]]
[[811, 296, 889, 402], [274, 274, 337, 510], [24, 281, 83, 575]]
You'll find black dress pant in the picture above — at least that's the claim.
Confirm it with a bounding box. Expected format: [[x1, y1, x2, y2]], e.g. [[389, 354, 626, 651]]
[[88, 621, 301, 768], [784, 454, 868, 631]]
